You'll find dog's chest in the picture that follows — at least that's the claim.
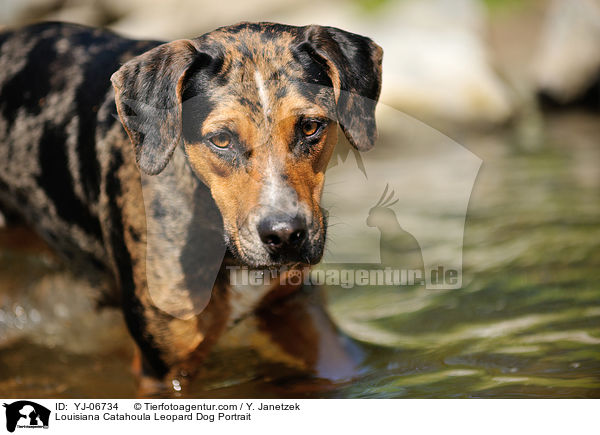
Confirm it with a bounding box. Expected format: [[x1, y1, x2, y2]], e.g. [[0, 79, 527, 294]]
[[226, 279, 277, 326]]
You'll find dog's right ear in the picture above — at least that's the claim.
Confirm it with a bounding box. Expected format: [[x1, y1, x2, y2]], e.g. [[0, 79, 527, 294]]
[[111, 40, 201, 175]]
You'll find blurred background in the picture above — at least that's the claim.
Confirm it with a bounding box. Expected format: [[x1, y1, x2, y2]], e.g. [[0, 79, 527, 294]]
[[0, 0, 599, 398]]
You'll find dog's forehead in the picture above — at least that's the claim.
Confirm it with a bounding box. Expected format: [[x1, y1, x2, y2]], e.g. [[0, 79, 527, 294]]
[[203, 24, 306, 85], [189, 24, 336, 128], [204, 22, 301, 52]]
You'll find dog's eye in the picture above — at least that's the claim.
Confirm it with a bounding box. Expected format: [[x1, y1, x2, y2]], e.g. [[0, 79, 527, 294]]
[[209, 132, 231, 148], [301, 119, 322, 137]]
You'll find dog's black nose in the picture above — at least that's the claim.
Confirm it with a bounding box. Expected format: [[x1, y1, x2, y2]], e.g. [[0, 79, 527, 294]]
[[258, 214, 307, 253]]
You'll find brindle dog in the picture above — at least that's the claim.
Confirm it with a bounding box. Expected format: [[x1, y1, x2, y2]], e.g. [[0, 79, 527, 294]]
[[0, 21, 382, 391]]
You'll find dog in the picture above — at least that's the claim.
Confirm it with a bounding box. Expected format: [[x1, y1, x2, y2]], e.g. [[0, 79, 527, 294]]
[[0, 21, 382, 391]]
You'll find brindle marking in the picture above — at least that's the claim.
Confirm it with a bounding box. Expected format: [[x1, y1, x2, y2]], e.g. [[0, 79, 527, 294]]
[[0, 21, 382, 390]]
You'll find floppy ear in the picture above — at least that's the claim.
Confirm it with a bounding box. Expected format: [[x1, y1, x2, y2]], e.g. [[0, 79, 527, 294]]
[[300, 25, 383, 152], [111, 40, 199, 175]]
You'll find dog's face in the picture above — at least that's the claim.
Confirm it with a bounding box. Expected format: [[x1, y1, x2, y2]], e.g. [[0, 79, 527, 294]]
[[112, 23, 382, 267]]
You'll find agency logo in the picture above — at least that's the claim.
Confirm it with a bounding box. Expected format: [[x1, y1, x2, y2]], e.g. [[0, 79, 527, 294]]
[[3, 401, 50, 433], [129, 85, 481, 319]]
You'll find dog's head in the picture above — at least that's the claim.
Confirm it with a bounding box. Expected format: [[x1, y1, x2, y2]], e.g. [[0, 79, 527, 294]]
[[111, 22, 382, 267]]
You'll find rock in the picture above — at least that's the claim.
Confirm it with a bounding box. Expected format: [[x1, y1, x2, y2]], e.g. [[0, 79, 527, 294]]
[[0, 0, 60, 25], [534, 0, 600, 106], [43, 3, 107, 27], [375, 0, 513, 124], [274, 0, 514, 124], [105, 0, 301, 40]]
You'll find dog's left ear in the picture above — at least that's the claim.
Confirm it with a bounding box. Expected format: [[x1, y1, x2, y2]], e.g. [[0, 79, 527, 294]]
[[111, 40, 199, 175], [300, 25, 383, 152]]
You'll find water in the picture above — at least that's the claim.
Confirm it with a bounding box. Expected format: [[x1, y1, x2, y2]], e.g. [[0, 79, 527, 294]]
[[0, 111, 599, 398]]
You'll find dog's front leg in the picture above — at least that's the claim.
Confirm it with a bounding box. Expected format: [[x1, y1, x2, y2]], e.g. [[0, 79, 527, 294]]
[[125, 282, 230, 396], [256, 287, 365, 382], [102, 145, 229, 395]]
